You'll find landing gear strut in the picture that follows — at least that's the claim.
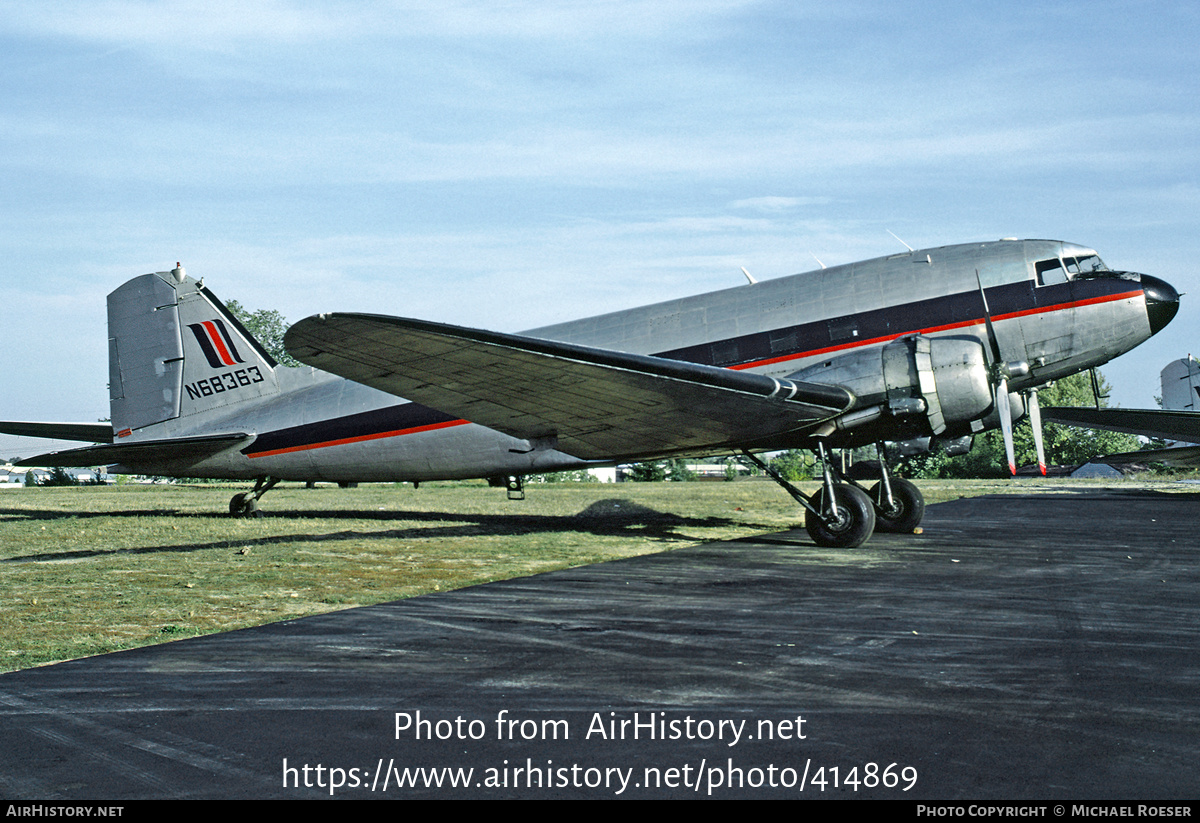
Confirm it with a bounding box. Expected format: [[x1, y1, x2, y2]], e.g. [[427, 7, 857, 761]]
[[739, 444, 875, 548], [229, 476, 280, 518], [740, 441, 926, 546]]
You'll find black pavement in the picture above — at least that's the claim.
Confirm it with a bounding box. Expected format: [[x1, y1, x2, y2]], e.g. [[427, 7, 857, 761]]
[[1, 489, 1197, 800]]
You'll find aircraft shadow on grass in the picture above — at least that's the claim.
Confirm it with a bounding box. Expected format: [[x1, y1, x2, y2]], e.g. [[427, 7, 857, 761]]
[[0, 499, 777, 563]]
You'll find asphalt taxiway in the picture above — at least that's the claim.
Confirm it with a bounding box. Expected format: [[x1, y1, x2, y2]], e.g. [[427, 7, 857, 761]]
[[1, 488, 1197, 799]]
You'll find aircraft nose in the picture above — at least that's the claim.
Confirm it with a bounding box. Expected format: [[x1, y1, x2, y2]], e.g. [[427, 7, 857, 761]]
[[1141, 274, 1180, 336]]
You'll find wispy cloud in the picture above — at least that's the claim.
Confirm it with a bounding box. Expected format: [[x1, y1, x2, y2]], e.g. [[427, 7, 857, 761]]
[[0, 0, 349, 47], [729, 196, 831, 211]]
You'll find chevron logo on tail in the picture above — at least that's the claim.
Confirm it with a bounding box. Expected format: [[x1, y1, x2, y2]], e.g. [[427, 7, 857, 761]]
[[188, 319, 246, 368]]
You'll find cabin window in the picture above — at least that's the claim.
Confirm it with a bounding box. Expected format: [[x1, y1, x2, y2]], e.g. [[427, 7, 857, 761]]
[[711, 340, 739, 365], [828, 318, 859, 344], [769, 329, 798, 354]]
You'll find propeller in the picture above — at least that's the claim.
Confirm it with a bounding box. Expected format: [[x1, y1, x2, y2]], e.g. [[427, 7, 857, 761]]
[[976, 271, 1039, 476], [1027, 387, 1046, 476]]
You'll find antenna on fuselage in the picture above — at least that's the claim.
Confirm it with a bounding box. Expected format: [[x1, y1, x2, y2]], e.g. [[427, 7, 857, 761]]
[[740, 266, 757, 285], [887, 230, 915, 252], [809, 253, 826, 270]]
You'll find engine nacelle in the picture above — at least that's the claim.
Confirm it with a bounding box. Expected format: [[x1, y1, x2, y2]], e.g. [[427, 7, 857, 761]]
[[787, 334, 995, 442]]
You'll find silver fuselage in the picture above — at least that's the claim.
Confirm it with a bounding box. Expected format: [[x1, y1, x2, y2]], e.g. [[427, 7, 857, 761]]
[[116, 239, 1170, 481]]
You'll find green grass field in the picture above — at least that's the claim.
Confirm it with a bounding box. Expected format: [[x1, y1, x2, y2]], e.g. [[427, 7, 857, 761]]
[[0, 477, 1175, 672]]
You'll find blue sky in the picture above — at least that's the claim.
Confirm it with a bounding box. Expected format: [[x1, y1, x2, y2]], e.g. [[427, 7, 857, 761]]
[[2, 1, 1198, 458]]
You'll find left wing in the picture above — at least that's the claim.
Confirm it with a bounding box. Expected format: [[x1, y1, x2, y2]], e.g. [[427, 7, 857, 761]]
[[285, 314, 853, 460]]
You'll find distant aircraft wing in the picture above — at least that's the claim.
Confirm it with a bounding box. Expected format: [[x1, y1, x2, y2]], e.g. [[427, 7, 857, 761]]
[[1042, 406, 1200, 443], [285, 314, 853, 460], [1091, 444, 1200, 468], [0, 421, 113, 443], [17, 433, 251, 469]]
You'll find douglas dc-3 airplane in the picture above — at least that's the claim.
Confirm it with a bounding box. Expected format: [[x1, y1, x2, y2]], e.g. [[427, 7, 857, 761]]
[[1046, 357, 1200, 467], [1, 239, 1179, 548]]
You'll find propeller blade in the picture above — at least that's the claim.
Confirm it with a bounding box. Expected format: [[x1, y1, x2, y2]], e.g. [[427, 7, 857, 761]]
[[1028, 388, 1046, 476], [976, 270, 1004, 363], [997, 378, 1016, 476], [979, 270, 1020, 477]]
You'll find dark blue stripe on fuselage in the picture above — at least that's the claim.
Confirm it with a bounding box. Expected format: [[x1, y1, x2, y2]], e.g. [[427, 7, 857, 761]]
[[243, 404, 461, 457], [658, 277, 1102, 368]]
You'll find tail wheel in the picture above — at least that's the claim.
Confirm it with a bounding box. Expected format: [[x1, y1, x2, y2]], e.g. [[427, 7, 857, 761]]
[[869, 478, 925, 533], [229, 493, 262, 518], [805, 484, 876, 548]]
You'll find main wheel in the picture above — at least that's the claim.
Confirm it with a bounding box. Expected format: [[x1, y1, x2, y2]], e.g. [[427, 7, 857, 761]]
[[229, 492, 251, 516], [869, 478, 925, 533], [805, 484, 876, 548]]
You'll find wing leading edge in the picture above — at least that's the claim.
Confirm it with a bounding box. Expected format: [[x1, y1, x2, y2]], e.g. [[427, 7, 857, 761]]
[[284, 314, 854, 460]]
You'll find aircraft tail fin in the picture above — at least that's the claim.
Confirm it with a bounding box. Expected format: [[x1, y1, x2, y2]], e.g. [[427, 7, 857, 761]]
[[108, 267, 281, 437], [1160, 357, 1200, 413]]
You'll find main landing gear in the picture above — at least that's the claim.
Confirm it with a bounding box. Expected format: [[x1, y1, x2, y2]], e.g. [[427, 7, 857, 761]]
[[739, 442, 925, 548], [229, 476, 280, 518], [858, 442, 925, 534]]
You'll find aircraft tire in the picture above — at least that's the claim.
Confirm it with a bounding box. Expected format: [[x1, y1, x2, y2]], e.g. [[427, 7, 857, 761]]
[[869, 478, 925, 533], [805, 484, 875, 548], [229, 493, 250, 516]]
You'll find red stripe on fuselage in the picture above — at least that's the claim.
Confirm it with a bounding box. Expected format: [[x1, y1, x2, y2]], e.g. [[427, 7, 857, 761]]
[[246, 418, 470, 458]]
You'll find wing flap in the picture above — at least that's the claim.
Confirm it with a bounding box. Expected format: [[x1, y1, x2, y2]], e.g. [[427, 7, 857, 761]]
[[17, 433, 251, 469], [285, 314, 853, 460]]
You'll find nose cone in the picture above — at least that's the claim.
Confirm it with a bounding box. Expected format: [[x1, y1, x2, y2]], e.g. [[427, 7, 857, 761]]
[[1142, 274, 1180, 335]]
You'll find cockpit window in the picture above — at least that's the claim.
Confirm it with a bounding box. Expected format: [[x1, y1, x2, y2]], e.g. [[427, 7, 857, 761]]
[[1036, 254, 1108, 286], [1036, 259, 1068, 286], [1065, 254, 1106, 274]]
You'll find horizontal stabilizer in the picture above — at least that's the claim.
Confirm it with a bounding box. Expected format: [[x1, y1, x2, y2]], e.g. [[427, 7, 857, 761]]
[[285, 314, 853, 460], [0, 421, 113, 443], [17, 433, 251, 469], [1042, 406, 1200, 444]]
